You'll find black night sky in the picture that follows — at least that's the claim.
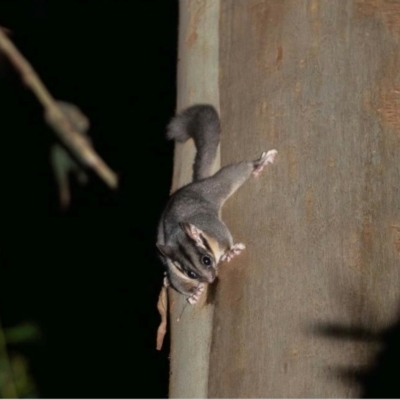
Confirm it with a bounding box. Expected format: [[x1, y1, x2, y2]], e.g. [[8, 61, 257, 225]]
[[0, 1, 177, 397]]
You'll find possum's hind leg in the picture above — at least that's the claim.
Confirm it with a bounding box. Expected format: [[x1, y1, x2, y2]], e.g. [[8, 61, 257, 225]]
[[193, 149, 277, 264], [194, 149, 277, 209]]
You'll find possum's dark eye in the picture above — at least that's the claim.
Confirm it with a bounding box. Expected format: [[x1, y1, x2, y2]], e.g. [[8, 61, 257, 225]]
[[202, 256, 212, 266], [187, 270, 198, 279]]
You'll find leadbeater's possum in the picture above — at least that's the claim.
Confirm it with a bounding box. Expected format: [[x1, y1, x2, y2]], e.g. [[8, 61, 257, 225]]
[[157, 105, 277, 305]]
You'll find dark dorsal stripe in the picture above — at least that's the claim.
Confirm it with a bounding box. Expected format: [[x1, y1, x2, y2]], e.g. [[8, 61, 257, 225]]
[[178, 243, 197, 270], [200, 234, 215, 262], [200, 234, 213, 254]]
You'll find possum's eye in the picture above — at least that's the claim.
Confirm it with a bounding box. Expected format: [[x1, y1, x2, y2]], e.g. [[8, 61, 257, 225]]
[[201, 256, 212, 266], [187, 270, 198, 279]]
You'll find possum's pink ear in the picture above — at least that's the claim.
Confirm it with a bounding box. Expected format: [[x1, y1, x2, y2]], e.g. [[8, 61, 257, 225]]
[[180, 222, 204, 245]]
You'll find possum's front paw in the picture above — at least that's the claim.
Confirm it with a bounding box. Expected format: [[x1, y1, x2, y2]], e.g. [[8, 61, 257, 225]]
[[187, 283, 205, 305], [253, 149, 278, 177], [221, 242, 246, 263]]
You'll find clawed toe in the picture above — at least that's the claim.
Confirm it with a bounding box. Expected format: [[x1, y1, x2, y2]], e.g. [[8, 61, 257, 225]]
[[253, 149, 278, 177], [187, 284, 205, 305], [221, 243, 246, 263]]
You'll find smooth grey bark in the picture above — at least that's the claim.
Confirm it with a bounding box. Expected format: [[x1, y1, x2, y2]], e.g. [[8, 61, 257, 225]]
[[168, 1, 220, 398]]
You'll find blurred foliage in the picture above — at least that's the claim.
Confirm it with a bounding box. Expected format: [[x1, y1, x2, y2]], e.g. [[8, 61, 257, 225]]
[[0, 321, 39, 398], [4, 324, 41, 345]]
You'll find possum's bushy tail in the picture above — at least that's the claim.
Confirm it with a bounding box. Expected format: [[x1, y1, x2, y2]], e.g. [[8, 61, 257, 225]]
[[166, 104, 220, 181]]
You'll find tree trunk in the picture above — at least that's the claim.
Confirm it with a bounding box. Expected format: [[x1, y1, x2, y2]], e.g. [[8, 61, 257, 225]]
[[170, 0, 400, 397]]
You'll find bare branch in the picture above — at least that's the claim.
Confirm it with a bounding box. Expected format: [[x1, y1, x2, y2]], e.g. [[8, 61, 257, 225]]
[[0, 28, 118, 189]]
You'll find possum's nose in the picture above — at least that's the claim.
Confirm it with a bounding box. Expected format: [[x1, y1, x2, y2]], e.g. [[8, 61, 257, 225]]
[[206, 270, 216, 283]]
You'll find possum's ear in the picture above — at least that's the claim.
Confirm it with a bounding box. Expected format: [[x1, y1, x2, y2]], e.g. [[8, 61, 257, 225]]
[[157, 244, 175, 259], [180, 222, 204, 245]]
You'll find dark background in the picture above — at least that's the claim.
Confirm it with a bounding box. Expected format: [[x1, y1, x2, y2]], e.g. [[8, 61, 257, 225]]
[[0, 0, 177, 397]]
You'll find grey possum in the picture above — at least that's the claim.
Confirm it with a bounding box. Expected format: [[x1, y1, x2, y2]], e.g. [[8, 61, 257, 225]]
[[157, 104, 277, 305]]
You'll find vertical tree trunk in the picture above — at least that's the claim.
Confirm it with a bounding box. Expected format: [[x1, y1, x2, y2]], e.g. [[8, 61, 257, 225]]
[[168, 1, 220, 398], [170, 0, 400, 397]]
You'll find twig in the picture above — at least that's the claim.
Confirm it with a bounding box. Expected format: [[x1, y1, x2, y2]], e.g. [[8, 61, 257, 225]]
[[156, 284, 168, 350], [0, 28, 118, 189]]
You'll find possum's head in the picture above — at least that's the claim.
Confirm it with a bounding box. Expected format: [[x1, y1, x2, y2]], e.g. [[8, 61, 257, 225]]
[[157, 223, 218, 298]]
